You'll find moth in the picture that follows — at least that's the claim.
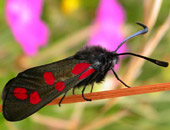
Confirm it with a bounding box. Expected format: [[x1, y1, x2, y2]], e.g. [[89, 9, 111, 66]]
[[2, 23, 168, 121]]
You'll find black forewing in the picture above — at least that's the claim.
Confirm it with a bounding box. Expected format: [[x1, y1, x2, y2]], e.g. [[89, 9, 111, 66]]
[[2, 57, 95, 121]]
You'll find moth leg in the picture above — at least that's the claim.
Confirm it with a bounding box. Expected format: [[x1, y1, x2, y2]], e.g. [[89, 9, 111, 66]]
[[82, 86, 92, 101], [72, 87, 75, 95], [88, 73, 99, 93], [90, 83, 94, 93], [59, 93, 67, 107], [111, 68, 130, 88]]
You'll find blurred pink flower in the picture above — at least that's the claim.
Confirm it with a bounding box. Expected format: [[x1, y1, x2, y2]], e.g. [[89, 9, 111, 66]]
[[5, 0, 49, 56], [87, 0, 126, 53]]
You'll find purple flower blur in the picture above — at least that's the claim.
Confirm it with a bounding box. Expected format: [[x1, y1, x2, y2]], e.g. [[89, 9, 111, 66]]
[[87, 0, 126, 54], [5, 0, 49, 56]]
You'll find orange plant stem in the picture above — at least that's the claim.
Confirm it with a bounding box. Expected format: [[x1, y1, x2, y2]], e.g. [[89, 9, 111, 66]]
[[0, 82, 170, 112], [48, 82, 170, 105]]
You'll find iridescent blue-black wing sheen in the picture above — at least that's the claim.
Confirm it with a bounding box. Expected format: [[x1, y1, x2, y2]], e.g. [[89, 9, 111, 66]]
[[2, 58, 96, 121]]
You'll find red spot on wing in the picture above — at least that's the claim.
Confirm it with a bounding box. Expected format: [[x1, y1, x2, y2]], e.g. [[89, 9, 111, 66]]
[[13, 87, 28, 100], [79, 68, 95, 80], [30, 91, 41, 104], [43, 72, 55, 85], [72, 63, 91, 75], [55, 82, 65, 92]]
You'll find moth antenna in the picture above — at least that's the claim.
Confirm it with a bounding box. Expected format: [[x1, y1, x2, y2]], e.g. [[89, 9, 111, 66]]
[[114, 22, 148, 52], [116, 52, 169, 67]]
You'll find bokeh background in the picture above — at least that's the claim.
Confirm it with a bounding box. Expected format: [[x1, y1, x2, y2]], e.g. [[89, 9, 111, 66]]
[[0, 0, 170, 130]]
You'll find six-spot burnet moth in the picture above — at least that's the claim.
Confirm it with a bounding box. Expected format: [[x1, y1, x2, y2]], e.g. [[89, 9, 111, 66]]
[[2, 22, 168, 121]]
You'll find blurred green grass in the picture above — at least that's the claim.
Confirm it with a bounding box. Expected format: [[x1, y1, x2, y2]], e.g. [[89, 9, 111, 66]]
[[0, 0, 170, 130]]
